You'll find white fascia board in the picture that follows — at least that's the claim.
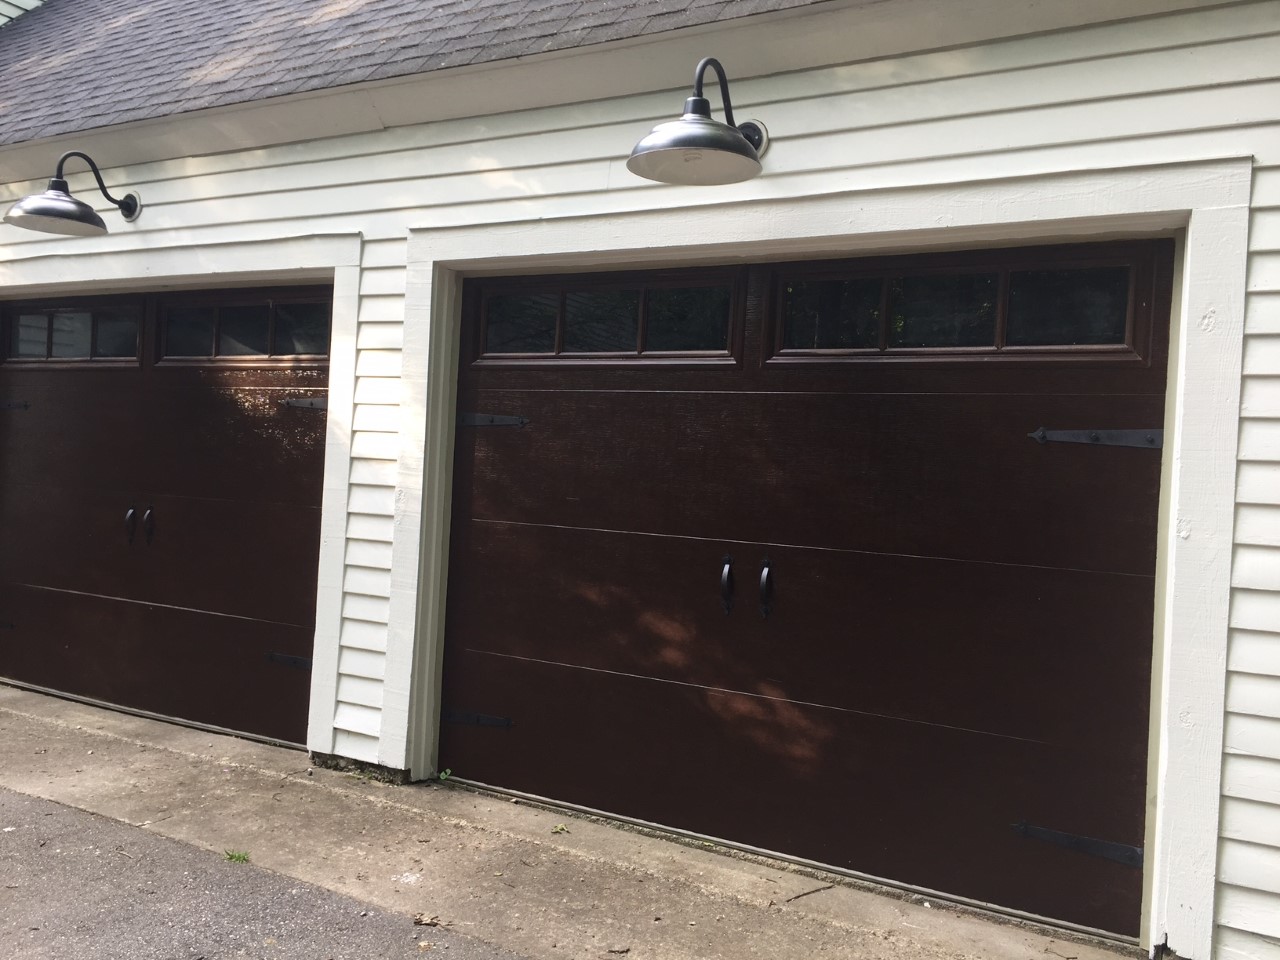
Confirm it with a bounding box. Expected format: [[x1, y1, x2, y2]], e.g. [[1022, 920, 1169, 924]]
[[0, 0, 1238, 182]]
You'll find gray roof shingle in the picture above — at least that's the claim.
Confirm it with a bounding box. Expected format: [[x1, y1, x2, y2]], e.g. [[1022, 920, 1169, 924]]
[[0, 0, 829, 147]]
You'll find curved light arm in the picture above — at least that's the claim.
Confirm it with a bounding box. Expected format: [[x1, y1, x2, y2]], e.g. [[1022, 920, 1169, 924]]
[[692, 57, 737, 128], [53, 150, 139, 219], [625, 54, 768, 185]]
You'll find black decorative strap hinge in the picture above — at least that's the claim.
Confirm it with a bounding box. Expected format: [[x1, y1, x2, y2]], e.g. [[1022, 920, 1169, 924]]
[[1013, 820, 1143, 868], [2, 400, 30, 410], [1028, 427, 1162, 449], [459, 413, 529, 428], [265, 652, 313, 670], [282, 397, 327, 410], [444, 710, 514, 729]]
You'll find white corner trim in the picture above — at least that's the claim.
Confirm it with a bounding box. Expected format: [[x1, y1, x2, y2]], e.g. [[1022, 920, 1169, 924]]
[[1146, 199, 1251, 959], [306, 259, 362, 757], [385, 263, 462, 776], [399, 158, 1252, 955], [374, 256, 457, 772]]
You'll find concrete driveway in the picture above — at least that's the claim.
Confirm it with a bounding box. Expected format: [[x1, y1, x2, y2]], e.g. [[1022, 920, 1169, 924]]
[[0, 685, 1135, 960]]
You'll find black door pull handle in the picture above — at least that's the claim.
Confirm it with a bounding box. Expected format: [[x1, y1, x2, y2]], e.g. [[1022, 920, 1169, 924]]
[[142, 506, 156, 545], [759, 558, 773, 620], [720, 556, 734, 614], [124, 506, 137, 544]]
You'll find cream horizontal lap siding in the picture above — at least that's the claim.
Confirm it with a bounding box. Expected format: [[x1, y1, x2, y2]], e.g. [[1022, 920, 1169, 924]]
[[1219, 164, 1280, 960], [325, 240, 408, 763], [384, 5, 1274, 958], [0, 1, 1276, 954]]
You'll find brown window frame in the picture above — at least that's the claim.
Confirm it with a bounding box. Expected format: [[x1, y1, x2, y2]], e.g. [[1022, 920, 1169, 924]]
[[467, 266, 745, 367], [463, 241, 1164, 371], [766, 240, 1160, 365]]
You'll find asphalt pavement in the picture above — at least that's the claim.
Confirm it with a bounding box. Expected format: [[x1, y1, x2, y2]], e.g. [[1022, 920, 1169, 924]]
[[1, 788, 526, 960]]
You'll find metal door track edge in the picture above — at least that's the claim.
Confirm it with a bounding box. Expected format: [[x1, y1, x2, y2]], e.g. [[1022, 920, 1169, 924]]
[[446, 775, 1143, 955], [0, 677, 307, 752]]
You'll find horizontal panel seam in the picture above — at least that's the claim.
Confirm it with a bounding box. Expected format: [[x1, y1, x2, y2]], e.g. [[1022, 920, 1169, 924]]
[[469, 518, 1157, 579], [8, 583, 312, 628]]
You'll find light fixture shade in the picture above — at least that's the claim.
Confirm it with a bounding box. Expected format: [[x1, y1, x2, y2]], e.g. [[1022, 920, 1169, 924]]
[[627, 102, 762, 186], [4, 178, 109, 236]]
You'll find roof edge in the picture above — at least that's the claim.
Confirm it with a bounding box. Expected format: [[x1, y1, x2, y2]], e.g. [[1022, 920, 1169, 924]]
[[0, 0, 1239, 185]]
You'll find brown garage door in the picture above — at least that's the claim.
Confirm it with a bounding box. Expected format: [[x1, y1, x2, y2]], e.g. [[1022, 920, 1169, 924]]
[[0, 287, 331, 743], [441, 240, 1172, 935]]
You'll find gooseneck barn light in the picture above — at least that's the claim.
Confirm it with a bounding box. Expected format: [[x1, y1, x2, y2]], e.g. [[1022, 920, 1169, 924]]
[[3, 151, 142, 236], [627, 57, 769, 186]]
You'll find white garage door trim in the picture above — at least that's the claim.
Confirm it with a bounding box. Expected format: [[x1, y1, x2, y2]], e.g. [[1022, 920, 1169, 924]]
[[399, 158, 1251, 958], [0, 232, 364, 762]]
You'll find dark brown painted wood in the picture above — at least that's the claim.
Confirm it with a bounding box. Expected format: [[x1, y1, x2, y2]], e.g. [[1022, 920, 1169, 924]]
[[457, 387, 1164, 574], [443, 648, 1142, 933], [446, 522, 1153, 748], [0, 288, 330, 743], [441, 240, 1173, 935], [0, 582, 312, 743]]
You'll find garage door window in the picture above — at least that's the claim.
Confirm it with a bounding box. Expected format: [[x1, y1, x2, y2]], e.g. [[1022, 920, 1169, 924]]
[[1006, 266, 1130, 345], [888, 272, 999, 348], [161, 297, 330, 359], [782, 277, 881, 350], [4, 304, 140, 361], [777, 251, 1140, 358], [479, 275, 735, 359]]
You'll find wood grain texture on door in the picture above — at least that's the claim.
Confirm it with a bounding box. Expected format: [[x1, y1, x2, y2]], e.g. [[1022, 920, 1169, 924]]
[[442, 240, 1172, 935]]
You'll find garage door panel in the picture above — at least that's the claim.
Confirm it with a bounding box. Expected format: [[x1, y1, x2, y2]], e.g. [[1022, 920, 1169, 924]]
[[0, 288, 330, 745], [461, 387, 1163, 574], [457, 387, 749, 544], [744, 391, 1163, 575], [747, 543, 1154, 749], [446, 520, 744, 695], [0, 581, 150, 700], [131, 493, 322, 626], [142, 379, 328, 504], [445, 244, 1170, 935], [441, 648, 1143, 935], [0, 582, 311, 742], [448, 520, 1152, 749], [464, 353, 1167, 398], [0, 370, 147, 493], [0, 481, 149, 598]]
